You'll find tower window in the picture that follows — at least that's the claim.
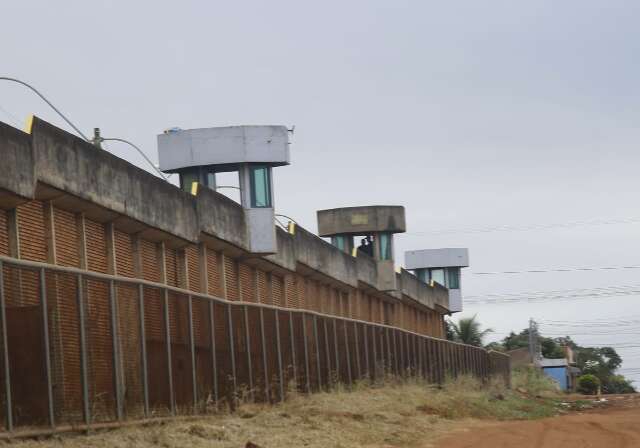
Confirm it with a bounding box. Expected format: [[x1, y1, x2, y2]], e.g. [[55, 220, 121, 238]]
[[378, 233, 392, 260], [250, 165, 272, 208]]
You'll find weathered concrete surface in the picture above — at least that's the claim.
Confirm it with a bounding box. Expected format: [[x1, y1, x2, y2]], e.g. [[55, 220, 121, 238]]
[[293, 226, 359, 288], [0, 118, 450, 313], [0, 122, 35, 206], [31, 117, 200, 243], [197, 186, 248, 249], [317, 205, 406, 237]]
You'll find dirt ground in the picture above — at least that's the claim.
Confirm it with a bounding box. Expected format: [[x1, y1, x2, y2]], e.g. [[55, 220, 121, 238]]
[[432, 394, 640, 448]]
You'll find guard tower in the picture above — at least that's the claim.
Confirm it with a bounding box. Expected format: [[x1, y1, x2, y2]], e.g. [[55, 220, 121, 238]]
[[317, 205, 406, 291], [157, 125, 290, 254], [404, 248, 469, 313]]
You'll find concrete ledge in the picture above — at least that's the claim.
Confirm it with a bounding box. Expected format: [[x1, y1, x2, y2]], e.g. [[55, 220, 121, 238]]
[[0, 122, 35, 207], [31, 117, 200, 243], [317, 205, 406, 236], [196, 186, 248, 249], [293, 226, 358, 288]]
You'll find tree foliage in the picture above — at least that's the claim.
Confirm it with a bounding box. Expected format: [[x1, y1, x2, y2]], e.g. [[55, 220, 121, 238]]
[[490, 328, 636, 394], [577, 374, 600, 395], [448, 315, 492, 347]]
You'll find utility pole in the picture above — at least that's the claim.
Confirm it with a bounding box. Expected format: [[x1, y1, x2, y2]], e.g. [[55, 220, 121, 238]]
[[528, 318, 540, 362]]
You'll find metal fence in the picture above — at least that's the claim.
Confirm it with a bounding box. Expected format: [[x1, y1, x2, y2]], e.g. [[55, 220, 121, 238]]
[[0, 255, 510, 437]]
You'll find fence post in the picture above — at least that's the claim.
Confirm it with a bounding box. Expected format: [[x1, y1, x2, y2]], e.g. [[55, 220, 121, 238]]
[[138, 284, 149, 418], [76, 275, 90, 426], [188, 295, 197, 410], [288, 311, 297, 387], [302, 314, 311, 393], [227, 303, 237, 402], [243, 306, 254, 401], [259, 307, 270, 403], [323, 319, 331, 388], [353, 321, 361, 380], [343, 320, 352, 385], [313, 315, 321, 391], [0, 262, 12, 431], [275, 310, 284, 402], [40, 268, 55, 427], [163, 288, 175, 415], [332, 319, 340, 384], [209, 301, 219, 404], [363, 324, 370, 380], [109, 280, 124, 420]]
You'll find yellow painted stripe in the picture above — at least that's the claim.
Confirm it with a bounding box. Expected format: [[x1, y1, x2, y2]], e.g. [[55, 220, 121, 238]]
[[24, 114, 34, 134]]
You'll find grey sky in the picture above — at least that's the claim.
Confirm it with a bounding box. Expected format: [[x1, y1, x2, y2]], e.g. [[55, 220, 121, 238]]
[[2, 0, 639, 381]]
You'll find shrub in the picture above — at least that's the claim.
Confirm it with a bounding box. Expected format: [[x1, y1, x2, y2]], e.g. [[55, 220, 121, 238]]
[[578, 374, 600, 395]]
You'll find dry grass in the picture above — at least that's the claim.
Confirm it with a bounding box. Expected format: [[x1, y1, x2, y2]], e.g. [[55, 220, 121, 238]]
[[8, 373, 560, 448]]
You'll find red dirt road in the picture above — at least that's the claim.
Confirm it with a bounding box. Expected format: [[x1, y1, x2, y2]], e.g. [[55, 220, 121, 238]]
[[434, 395, 640, 448]]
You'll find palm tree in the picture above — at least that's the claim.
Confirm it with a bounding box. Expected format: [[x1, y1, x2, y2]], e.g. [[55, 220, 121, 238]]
[[449, 315, 493, 347]]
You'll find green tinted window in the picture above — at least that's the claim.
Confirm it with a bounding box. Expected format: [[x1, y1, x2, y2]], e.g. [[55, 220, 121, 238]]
[[332, 235, 346, 251], [379, 233, 392, 260], [416, 269, 428, 283], [447, 267, 460, 289], [180, 170, 199, 193], [250, 165, 272, 208], [430, 268, 445, 286]]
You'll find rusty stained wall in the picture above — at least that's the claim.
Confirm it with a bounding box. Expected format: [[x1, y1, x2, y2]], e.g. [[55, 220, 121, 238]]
[[0, 199, 447, 423]]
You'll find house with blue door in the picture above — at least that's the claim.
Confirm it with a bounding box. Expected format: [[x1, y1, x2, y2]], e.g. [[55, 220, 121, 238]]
[[539, 358, 580, 391]]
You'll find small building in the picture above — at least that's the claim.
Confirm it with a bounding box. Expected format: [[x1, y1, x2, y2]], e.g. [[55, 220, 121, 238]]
[[540, 358, 574, 391]]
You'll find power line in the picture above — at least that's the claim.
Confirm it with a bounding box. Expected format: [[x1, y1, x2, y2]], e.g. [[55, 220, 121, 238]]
[[472, 265, 640, 276], [401, 217, 640, 236], [465, 283, 640, 305]]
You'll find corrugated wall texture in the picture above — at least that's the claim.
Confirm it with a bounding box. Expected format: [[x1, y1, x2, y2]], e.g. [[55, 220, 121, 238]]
[[205, 248, 222, 298], [85, 219, 108, 274], [272, 275, 284, 308], [224, 257, 239, 301], [165, 248, 178, 287], [185, 245, 201, 293], [114, 231, 134, 278], [239, 263, 255, 303], [0, 209, 7, 256], [17, 201, 46, 262], [140, 240, 161, 283], [257, 270, 268, 304], [284, 275, 297, 309], [53, 208, 78, 267]]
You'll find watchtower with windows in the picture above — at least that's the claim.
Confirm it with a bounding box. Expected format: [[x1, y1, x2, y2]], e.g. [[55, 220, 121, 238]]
[[157, 125, 290, 254], [317, 205, 406, 291], [404, 248, 469, 313]]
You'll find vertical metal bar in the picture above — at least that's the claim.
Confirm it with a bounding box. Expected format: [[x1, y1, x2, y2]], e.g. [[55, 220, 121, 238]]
[[188, 295, 197, 409], [323, 319, 331, 388], [302, 314, 311, 393], [275, 310, 284, 402], [243, 306, 254, 401], [138, 284, 149, 418], [413, 334, 417, 377], [227, 303, 237, 396], [398, 331, 404, 376], [369, 325, 376, 380], [363, 324, 370, 380], [209, 301, 219, 403], [393, 330, 399, 376], [259, 307, 270, 403], [353, 322, 361, 380], [313, 315, 321, 391], [332, 319, 340, 383], [163, 288, 175, 415], [40, 268, 55, 427], [76, 275, 90, 426], [0, 262, 12, 431], [109, 280, 123, 420], [343, 320, 352, 385], [288, 311, 297, 386], [385, 328, 391, 376]]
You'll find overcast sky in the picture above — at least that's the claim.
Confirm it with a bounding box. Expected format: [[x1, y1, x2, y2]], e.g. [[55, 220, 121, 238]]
[[2, 0, 639, 382]]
